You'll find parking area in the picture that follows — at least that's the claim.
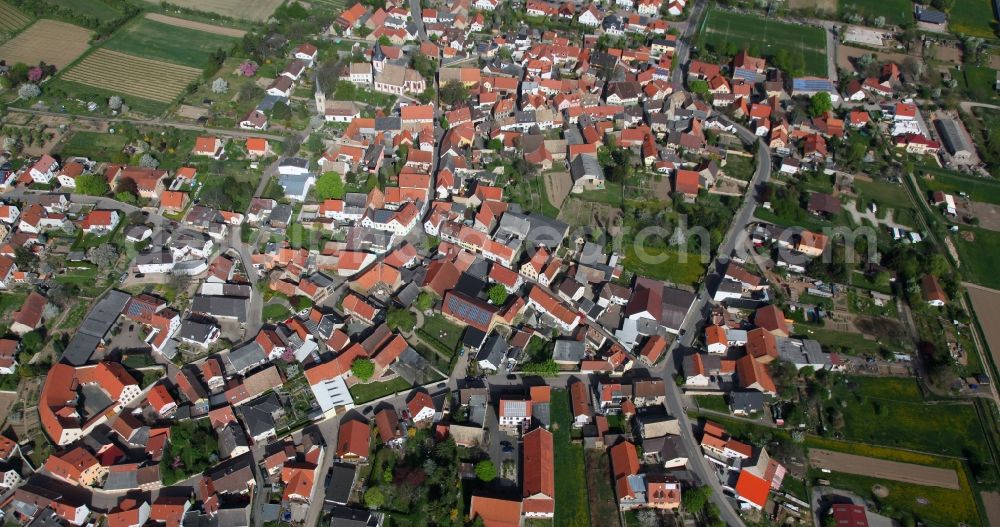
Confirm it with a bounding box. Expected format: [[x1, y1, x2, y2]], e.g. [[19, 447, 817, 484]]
[[483, 408, 519, 488]]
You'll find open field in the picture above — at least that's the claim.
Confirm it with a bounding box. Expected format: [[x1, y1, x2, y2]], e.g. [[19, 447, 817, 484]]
[[698, 8, 827, 76], [918, 167, 1000, 206], [949, 0, 997, 39], [838, 0, 912, 26], [144, 13, 246, 37], [52, 0, 122, 21], [139, 0, 283, 22], [789, 0, 836, 12], [623, 243, 706, 288], [816, 467, 980, 526], [810, 449, 960, 489], [59, 130, 128, 160], [828, 377, 992, 459], [543, 171, 571, 208], [965, 283, 1000, 371], [62, 49, 202, 103], [0, 2, 31, 36], [0, 19, 90, 68], [954, 227, 1000, 289], [103, 17, 237, 66]]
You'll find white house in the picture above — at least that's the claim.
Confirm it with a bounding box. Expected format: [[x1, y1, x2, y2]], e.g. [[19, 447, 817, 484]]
[[28, 155, 58, 184]]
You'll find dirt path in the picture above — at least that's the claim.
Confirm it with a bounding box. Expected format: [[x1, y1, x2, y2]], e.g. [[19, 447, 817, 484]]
[[844, 199, 908, 229], [144, 13, 247, 37], [982, 492, 1000, 527], [809, 449, 961, 489]]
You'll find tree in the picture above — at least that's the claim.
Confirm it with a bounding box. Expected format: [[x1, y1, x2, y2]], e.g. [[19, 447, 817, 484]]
[[363, 486, 385, 509], [139, 153, 159, 168], [682, 485, 711, 513], [271, 101, 291, 121], [108, 96, 123, 110], [487, 283, 508, 305], [17, 83, 40, 99], [211, 78, 229, 94], [74, 174, 109, 196], [411, 52, 437, 80], [809, 92, 833, 117], [316, 60, 342, 95], [474, 460, 496, 482], [21, 331, 43, 354], [488, 138, 503, 151], [416, 291, 436, 311], [440, 80, 469, 107], [316, 172, 345, 200], [351, 358, 376, 381], [635, 510, 659, 527], [689, 79, 709, 96], [87, 244, 118, 268], [14, 246, 37, 270], [386, 307, 415, 330]]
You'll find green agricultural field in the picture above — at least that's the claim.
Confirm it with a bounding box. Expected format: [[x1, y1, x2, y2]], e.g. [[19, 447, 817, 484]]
[[949, 0, 997, 39], [838, 0, 913, 26], [102, 17, 237, 67], [697, 8, 828, 76], [955, 66, 999, 104], [917, 166, 1000, 206], [828, 377, 992, 460], [59, 131, 129, 160], [954, 227, 1000, 289], [52, 0, 122, 21]]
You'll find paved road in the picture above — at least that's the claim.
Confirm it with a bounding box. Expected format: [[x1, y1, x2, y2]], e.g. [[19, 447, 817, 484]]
[[649, 116, 770, 527], [408, 0, 428, 40], [670, 0, 708, 85]]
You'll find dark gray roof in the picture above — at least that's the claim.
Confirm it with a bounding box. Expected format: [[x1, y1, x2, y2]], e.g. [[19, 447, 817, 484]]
[[226, 341, 265, 374], [729, 391, 765, 413], [325, 506, 378, 527], [324, 463, 357, 506], [179, 320, 217, 342], [63, 289, 130, 365], [475, 332, 508, 369], [553, 340, 585, 363], [191, 295, 248, 323]]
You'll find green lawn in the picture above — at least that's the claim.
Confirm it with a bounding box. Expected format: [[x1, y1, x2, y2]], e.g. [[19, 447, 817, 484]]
[[350, 377, 411, 404], [917, 167, 1000, 206], [853, 178, 916, 212], [838, 0, 913, 26], [954, 227, 1000, 289], [949, 0, 997, 39], [828, 377, 992, 459], [102, 17, 238, 66], [0, 292, 26, 315], [584, 449, 618, 527], [262, 303, 291, 322], [575, 181, 623, 206], [694, 394, 730, 413], [794, 324, 883, 354], [43, 78, 172, 117], [813, 468, 979, 527], [551, 389, 589, 527], [52, 0, 122, 20], [333, 81, 396, 111], [753, 205, 838, 232], [417, 314, 463, 353], [58, 301, 90, 330], [622, 243, 707, 288], [59, 131, 129, 161], [955, 66, 999, 104], [698, 8, 828, 76]]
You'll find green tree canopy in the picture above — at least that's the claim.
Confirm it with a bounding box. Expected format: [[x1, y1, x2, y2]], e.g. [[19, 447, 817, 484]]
[[74, 174, 109, 196], [487, 283, 508, 305], [363, 486, 385, 509], [416, 291, 437, 311], [809, 92, 833, 117], [386, 307, 415, 330], [474, 460, 496, 482], [316, 172, 345, 200], [351, 358, 375, 381], [440, 80, 470, 107]]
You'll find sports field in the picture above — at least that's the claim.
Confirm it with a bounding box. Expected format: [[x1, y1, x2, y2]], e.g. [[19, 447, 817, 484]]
[[0, 19, 91, 68], [949, 0, 997, 39], [102, 17, 238, 66], [62, 49, 202, 103], [838, 0, 912, 26], [138, 0, 283, 22], [0, 2, 31, 36], [698, 8, 828, 76]]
